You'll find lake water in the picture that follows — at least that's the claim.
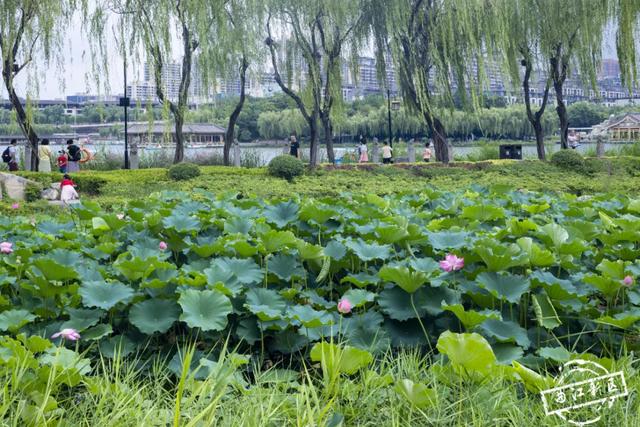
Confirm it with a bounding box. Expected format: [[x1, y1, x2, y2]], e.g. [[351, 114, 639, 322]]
[[16, 141, 633, 167]]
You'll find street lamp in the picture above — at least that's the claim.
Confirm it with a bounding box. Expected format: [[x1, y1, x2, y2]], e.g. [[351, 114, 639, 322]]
[[386, 86, 401, 147], [119, 53, 130, 169]]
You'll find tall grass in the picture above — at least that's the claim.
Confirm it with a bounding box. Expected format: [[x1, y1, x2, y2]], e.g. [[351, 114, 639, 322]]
[[2, 343, 639, 426]]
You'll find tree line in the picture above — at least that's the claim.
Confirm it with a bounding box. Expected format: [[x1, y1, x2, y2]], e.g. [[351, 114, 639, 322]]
[[1, 0, 639, 169]]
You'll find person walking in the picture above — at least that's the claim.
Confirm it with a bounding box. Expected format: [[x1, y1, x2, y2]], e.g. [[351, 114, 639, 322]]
[[422, 143, 432, 163], [358, 138, 369, 163], [66, 139, 81, 172], [57, 151, 68, 173], [38, 139, 53, 172], [381, 141, 393, 164], [289, 133, 300, 159], [4, 139, 19, 171]]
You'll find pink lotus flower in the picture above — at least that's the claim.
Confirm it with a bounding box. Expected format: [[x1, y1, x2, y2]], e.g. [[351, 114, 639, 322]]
[[439, 254, 464, 272], [0, 242, 12, 254], [337, 299, 352, 314], [159, 241, 168, 251], [51, 328, 81, 341], [623, 275, 634, 287], [11, 203, 19, 209]]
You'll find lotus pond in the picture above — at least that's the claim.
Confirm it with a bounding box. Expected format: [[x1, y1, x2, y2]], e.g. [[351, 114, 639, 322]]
[[2, 185, 640, 424]]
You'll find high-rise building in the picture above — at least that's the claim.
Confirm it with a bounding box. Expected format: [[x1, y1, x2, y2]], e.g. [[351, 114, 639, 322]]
[[127, 61, 207, 103]]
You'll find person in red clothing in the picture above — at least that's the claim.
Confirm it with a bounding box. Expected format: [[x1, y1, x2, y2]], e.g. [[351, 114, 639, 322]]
[[60, 174, 79, 203], [57, 151, 68, 173]]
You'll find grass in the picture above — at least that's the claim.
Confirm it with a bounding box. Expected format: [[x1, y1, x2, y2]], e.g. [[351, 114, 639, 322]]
[[3, 344, 638, 426]]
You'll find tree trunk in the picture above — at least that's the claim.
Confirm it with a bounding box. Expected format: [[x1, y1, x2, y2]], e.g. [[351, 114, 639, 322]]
[[428, 117, 449, 163], [554, 83, 569, 150], [533, 122, 546, 160], [308, 112, 320, 166], [174, 110, 185, 164], [521, 52, 550, 160], [224, 57, 249, 166], [321, 116, 335, 164], [2, 67, 38, 171]]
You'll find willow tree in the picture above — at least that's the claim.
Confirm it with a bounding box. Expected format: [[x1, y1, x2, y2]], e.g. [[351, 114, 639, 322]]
[[0, 1, 75, 171], [616, 0, 640, 91], [109, 0, 227, 164], [369, 0, 490, 163], [265, 0, 367, 165], [492, 0, 551, 159]]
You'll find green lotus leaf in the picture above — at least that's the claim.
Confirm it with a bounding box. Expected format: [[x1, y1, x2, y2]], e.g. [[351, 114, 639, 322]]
[[61, 308, 105, 331], [340, 272, 380, 288], [539, 223, 569, 249], [531, 294, 561, 329], [341, 289, 376, 307], [213, 257, 264, 285], [511, 361, 554, 393], [224, 216, 253, 235], [288, 305, 333, 328], [32, 250, 80, 281], [442, 304, 501, 330], [245, 288, 286, 321], [0, 309, 37, 332], [324, 240, 347, 260], [583, 274, 621, 297], [427, 231, 470, 250], [530, 271, 579, 300], [596, 259, 626, 280], [378, 287, 430, 321], [235, 318, 261, 344], [538, 346, 572, 362], [268, 253, 305, 281], [375, 221, 409, 244], [78, 280, 134, 310], [436, 331, 496, 374], [178, 289, 232, 332], [476, 272, 530, 303], [479, 319, 530, 348], [379, 265, 428, 294], [203, 264, 242, 296], [594, 312, 640, 329], [264, 200, 299, 228], [344, 238, 392, 261], [409, 258, 441, 274], [461, 204, 505, 221], [299, 203, 337, 224], [98, 335, 137, 358], [82, 324, 113, 340], [310, 341, 373, 375], [296, 241, 325, 260], [162, 214, 200, 233], [91, 217, 110, 232], [114, 255, 169, 282], [516, 237, 555, 267], [271, 330, 309, 354], [130, 299, 181, 334], [493, 343, 524, 365], [394, 379, 437, 409], [474, 239, 528, 271]]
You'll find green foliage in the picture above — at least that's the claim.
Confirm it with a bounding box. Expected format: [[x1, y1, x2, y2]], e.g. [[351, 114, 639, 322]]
[[24, 182, 43, 202], [550, 149, 585, 171], [168, 162, 201, 181], [267, 155, 305, 181]]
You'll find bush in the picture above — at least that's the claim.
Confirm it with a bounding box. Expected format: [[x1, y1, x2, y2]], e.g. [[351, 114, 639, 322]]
[[73, 175, 108, 195], [168, 162, 201, 181], [267, 155, 305, 181], [550, 149, 585, 171], [24, 182, 43, 202]]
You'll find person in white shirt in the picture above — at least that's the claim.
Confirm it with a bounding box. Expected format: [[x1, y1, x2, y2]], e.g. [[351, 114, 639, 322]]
[[8, 139, 18, 171], [381, 141, 393, 164]]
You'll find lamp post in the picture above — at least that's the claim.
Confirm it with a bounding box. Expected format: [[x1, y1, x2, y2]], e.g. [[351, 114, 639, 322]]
[[120, 52, 130, 169]]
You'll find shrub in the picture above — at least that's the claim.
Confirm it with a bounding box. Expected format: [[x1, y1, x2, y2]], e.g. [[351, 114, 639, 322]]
[[24, 182, 43, 202], [550, 149, 585, 171], [73, 175, 108, 195], [168, 162, 201, 181], [267, 155, 305, 181]]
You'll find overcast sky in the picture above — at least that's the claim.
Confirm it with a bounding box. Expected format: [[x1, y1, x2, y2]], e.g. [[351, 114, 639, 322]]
[[1, 13, 621, 101]]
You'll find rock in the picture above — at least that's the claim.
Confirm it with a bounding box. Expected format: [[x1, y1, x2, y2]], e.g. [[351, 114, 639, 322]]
[[41, 188, 59, 200], [50, 182, 60, 190], [0, 173, 39, 201]]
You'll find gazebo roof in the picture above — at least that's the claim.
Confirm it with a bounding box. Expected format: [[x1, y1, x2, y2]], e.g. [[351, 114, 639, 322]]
[[127, 123, 226, 135], [604, 113, 640, 130]]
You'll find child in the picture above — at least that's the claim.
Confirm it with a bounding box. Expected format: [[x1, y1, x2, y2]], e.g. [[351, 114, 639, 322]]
[[57, 151, 68, 173], [422, 143, 432, 162], [381, 141, 393, 164], [60, 174, 79, 203], [358, 138, 368, 163]]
